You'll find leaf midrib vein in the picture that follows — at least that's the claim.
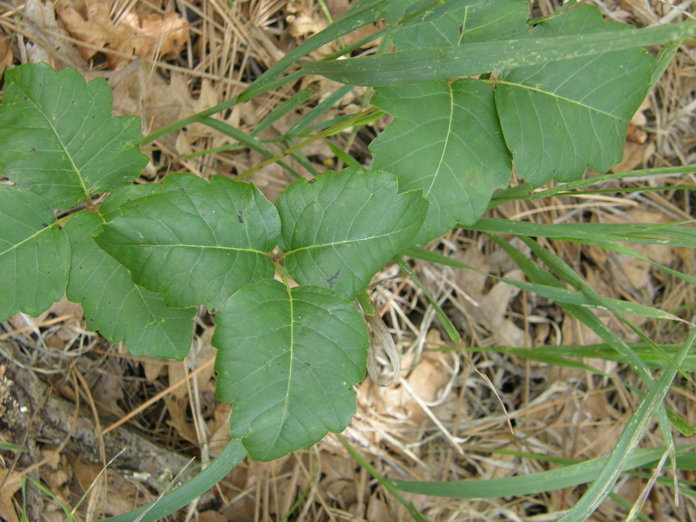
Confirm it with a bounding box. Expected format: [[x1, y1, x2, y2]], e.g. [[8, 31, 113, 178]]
[[0, 223, 59, 258], [14, 81, 91, 198], [497, 79, 627, 122], [425, 83, 455, 197], [119, 243, 267, 255], [283, 228, 409, 256]]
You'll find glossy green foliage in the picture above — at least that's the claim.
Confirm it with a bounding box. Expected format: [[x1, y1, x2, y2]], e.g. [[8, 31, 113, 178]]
[[495, 5, 655, 184], [371, 80, 510, 241], [0, 63, 147, 209], [277, 169, 428, 298], [66, 212, 196, 360], [214, 280, 368, 461], [365, 2, 661, 239], [0, 187, 69, 319], [391, 0, 528, 50], [97, 174, 280, 310]]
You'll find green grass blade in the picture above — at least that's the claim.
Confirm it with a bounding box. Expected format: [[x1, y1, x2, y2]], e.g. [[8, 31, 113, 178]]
[[519, 236, 690, 376], [390, 446, 691, 498], [194, 117, 303, 179], [591, 240, 696, 286], [530, 165, 696, 199], [489, 235, 649, 378], [651, 41, 681, 86], [238, 0, 389, 102], [105, 439, 246, 521], [405, 245, 683, 323], [327, 142, 362, 169], [395, 256, 461, 343], [22, 476, 73, 520], [287, 85, 355, 135], [494, 278, 685, 323], [560, 330, 695, 521], [303, 21, 696, 85], [469, 218, 696, 249], [402, 246, 472, 270], [0, 441, 23, 452], [338, 434, 431, 522], [251, 89, 313, 137], [142, 71, 303, 145], [464, 343, 696, 372], [488, 231, 677, 463]]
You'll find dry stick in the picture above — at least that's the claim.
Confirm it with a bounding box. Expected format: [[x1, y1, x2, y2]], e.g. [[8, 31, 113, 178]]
[[101, 358, 215, 436], [0, 315, 73, 341], [378, 278, 410, 318], [73, 367, 108, 520]]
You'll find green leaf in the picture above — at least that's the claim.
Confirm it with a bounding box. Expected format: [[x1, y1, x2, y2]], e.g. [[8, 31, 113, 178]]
[[392, 0, 528, 51], [213, 279, 368, 461], [105, 440, 247, 522], [0, 186, 69, 320], [100, 184, 165, 221], [276, 169, 428, 300], [65, 212, 196, 360], [302, 17, 695, 86], [370, 80, 510, 241], [0, 63, 147, 210], [96, 174, 279, 310], [391, 445, 691, 498], [495, 6, 654, 184]]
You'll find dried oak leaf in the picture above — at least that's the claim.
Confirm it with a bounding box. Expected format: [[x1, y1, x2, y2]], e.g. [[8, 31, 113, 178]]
[[57, 0, 188, 67]]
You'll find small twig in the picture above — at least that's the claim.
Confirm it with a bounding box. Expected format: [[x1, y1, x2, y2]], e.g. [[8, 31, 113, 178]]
[[101, 358, 215, 436]]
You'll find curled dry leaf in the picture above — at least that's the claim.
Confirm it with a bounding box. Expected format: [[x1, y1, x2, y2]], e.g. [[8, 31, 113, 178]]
[[57, 0, 189, 67]]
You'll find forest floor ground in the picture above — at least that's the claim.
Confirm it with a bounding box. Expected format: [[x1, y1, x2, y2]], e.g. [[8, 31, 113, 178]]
[[0, 0, 694, 520]]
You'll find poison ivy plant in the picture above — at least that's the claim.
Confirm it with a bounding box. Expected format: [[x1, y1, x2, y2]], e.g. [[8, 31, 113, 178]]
[[495, 5, 656, 184], [213, 280, 369, 461], [96, 174, 280, 311], [0, 64, 147, 209], [371, 79, 511, 242], [65, 212, 196, 360], [0, 0, 693, 519], [277, 169, 428, 299], [0, 186, 69, 319]]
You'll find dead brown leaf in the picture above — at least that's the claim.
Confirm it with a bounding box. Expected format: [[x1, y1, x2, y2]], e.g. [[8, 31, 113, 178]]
[[142, 359, 166, 382], [23, 0, 87, 67], [286, 0, 327, 39], [164, 396, 198, 445], [57, 0, 189, 68], [371, 351, 451, 426], [455, 248, 526, 346], [207, 404, 231, 457], [612, 141, 651, 173], [0, 468, 21, 522]]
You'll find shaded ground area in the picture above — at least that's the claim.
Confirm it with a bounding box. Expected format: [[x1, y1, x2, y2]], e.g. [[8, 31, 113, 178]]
[[0, 0, 694, 520]]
